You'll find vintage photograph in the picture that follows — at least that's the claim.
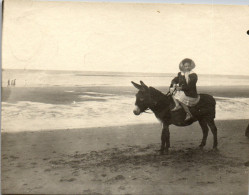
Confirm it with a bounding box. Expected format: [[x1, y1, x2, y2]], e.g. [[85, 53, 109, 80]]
[[1, 0, 249, 194]]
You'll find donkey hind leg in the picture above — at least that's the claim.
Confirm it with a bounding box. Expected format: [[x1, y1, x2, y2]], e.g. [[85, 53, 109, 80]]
[[160, 123, 170, 155], [206, 118, 218, 149], [198, 120, 209, 148]]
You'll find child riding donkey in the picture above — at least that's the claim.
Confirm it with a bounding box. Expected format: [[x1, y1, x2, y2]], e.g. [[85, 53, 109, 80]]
[[170, 58, 200, 121]]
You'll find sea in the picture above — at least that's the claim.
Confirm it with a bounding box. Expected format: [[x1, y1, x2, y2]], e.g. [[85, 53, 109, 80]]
[[1, 69, 249, 132]]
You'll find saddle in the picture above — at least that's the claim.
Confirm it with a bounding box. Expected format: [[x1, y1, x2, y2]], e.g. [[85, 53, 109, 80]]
[[168, 93, 216, 120]]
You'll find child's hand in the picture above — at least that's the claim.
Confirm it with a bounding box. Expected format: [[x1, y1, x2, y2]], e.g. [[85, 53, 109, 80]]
[[176, 86, 182, 91], [170, 87, 175, 93]]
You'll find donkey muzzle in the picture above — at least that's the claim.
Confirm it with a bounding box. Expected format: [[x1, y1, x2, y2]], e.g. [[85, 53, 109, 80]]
[[133, 106, 141, 115]]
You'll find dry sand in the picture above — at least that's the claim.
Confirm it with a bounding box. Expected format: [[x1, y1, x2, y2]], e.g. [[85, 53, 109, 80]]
[[1, 120, 249, 194]]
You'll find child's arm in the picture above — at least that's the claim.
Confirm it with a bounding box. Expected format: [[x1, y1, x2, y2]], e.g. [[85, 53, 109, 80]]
[[181, 73, 198, 91], [170, 72, 180, 87]]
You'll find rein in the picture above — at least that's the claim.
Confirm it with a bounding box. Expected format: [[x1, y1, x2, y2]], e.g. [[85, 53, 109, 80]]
[[143, 108, 153, 114], [167, 87, 176, 96]]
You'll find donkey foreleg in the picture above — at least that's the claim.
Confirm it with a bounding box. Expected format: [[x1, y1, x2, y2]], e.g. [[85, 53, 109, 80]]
[[160, 123, 170, 154], [198, 120, 209, 148], [206, 118, 218, 149]]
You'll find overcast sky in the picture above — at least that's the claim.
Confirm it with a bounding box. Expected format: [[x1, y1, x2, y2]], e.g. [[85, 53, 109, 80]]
[[2, 0, 249, 75]]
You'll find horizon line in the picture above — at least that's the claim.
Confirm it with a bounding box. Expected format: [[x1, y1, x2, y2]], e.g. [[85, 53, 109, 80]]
[[2, 68, 249, 77]]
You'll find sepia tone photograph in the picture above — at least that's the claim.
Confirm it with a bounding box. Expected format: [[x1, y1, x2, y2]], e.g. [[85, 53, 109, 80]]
[[1, 0, 249, 194]]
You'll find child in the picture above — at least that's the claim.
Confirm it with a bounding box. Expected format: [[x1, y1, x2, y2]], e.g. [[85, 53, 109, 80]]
[[170, 58, 200, 121]]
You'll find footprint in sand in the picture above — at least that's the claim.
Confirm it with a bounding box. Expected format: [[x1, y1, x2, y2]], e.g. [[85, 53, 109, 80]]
[[83, 189, 102, 195], [44, 169, 51, 172], [34, 186, 42, 189], [16, 163, 24, 168], [60, 178, 76, 182], [177, 177, 187, 181], [72, 171, 79, 176], [244, 161, 249, 167], [119, 186, 125, 190], [181, 167, 190, 172], [161, 161, 168, 166], [10, 155, 19, 160], [105, 175, 125, 183], [197, 181, 215, 186]]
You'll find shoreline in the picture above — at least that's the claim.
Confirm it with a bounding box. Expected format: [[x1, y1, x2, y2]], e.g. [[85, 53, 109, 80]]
[[2, 119, 249, 194], [2, 85, 249, 133], [2, 119, 249, 134]]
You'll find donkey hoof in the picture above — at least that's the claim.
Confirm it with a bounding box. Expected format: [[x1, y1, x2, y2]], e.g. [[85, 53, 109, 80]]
[[161, 150, 169, 155], [160, 161, 168, 166], [199, 145, 204, 150], [155, 149, 163, 155], [156, 149, 165, 155], [212, 147, 219, 152]]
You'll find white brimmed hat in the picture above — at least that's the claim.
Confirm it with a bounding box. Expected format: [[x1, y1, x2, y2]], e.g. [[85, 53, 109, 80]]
[[179, 58, 196, 71]]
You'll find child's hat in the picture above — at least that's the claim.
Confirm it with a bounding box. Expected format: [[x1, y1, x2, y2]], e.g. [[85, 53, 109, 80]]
[[179, 58, 196, 71]]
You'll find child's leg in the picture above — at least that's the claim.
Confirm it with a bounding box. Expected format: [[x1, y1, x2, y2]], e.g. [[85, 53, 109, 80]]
[[171, 96, 182, 111], [179, 102, 193, 120]]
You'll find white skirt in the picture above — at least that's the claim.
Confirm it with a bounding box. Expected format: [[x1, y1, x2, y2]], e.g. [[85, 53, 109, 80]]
[[174, 91, 200, 107]]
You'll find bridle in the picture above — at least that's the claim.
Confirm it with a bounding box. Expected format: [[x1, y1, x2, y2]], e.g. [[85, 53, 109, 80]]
[[140, 87, 174, 115], [143, 108, 152, 114]]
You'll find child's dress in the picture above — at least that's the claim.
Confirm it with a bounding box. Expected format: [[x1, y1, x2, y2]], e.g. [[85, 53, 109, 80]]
[[171, 71, 200, 107]]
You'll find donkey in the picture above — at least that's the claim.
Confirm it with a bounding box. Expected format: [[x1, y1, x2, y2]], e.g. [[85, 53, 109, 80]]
[[132, 81, 218, 154], [245, 124, 249, 138]]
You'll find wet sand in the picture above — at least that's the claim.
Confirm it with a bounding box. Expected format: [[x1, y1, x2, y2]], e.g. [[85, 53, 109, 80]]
[[2, 119, 249, 194], [2, 85, 249, 104]]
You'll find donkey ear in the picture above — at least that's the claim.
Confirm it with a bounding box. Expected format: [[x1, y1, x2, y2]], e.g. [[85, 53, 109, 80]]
[[140, 81, 148, 91], [131, 81, 141, 90], [140, 81, 148, 88]]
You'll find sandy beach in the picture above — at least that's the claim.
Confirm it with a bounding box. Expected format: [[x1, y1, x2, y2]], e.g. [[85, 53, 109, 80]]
[[2, 71, 249, 194], [2, 119, 249, 194], [2, 1, 249, 193]]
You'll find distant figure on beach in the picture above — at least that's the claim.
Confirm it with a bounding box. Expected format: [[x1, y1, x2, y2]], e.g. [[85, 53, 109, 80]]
[[246, 124, 249, 138], [11, 79, 16, 86], [170, 58, 199, 121], [7, 79, 10, 86]]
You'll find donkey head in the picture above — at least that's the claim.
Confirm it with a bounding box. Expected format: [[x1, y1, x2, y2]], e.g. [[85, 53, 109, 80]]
[[131, 81, 151, 115]]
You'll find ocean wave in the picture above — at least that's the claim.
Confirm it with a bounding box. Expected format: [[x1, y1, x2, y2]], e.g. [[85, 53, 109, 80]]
[[1, 96, 249, 132], [215, 97, 249, 119], [84, 92, 115, 96], [65, 90, 75, 93]]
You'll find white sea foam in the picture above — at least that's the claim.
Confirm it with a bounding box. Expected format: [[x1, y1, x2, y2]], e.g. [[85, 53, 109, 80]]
[[1, 95, 249, 133], [84, 92, 115, 96], [78, 95, 107, 100], [215, 97, 249, 120]]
